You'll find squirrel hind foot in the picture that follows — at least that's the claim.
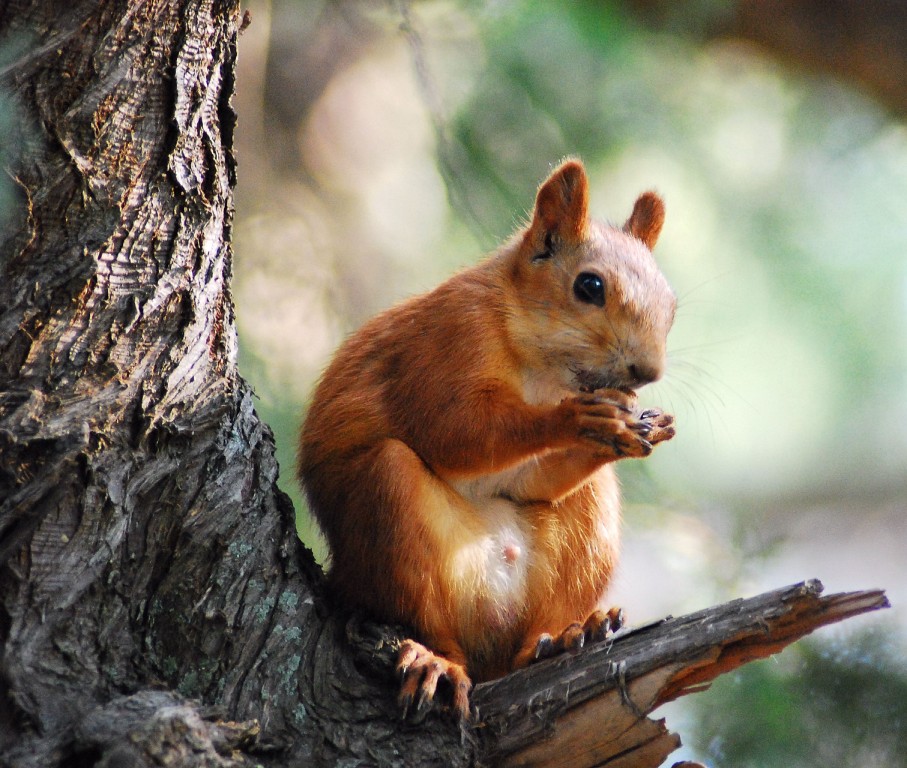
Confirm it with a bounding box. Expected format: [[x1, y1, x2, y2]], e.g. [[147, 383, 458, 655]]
[[396, 639, 473, 723], [530, 606, 626, 663]]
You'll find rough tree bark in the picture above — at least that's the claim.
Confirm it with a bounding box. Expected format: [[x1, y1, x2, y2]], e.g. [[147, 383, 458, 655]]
[[0, 3, 891, 768]]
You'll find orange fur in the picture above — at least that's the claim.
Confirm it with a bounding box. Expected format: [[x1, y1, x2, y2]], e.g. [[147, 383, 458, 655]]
[[298, 160, 676, 718]]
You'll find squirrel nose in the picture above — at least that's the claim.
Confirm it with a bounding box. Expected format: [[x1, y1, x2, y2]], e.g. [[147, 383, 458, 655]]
[[627, 361, 662, 387]]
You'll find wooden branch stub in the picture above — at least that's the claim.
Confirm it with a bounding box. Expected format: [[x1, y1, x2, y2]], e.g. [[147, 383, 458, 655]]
[[498, 666, 682, 768], [472, 579, 889, 766], [657, 581, 890, 704]]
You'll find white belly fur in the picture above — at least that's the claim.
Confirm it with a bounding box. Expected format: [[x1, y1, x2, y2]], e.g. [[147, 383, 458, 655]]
[[448, 470, 534, 628], [446, 459, 619, 629]]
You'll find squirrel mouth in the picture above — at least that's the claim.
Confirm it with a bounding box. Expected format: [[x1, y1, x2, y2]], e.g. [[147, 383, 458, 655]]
[[572, 367, 634, 396]]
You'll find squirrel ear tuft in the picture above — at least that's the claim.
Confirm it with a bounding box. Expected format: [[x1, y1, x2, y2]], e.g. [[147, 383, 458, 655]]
[[623, 191, 665, 250], [531, 159, 590, 241]]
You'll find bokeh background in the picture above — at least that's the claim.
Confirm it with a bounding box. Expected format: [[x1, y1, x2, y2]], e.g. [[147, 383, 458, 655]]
[[230, 2, 907, 764]]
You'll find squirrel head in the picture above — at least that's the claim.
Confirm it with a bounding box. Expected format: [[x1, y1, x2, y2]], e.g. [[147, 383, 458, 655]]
[[507, 159, 676, 397]]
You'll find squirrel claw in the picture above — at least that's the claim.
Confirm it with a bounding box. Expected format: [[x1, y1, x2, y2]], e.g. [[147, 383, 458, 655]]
[[533, 632, 556, 660], [398, 691, 414, 721], [634, 408, 675, 447], [632, 422, 653, 438]]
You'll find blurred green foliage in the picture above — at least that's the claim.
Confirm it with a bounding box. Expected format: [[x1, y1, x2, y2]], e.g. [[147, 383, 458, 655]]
[[690, 627, 907, 767]]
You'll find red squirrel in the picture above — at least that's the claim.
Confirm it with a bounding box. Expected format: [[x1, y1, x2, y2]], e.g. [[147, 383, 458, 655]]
[[298, 159, 676, 720]]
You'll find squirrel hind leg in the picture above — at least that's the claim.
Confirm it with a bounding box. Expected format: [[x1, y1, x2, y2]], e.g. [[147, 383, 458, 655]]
[[321, 438, 456, 621]]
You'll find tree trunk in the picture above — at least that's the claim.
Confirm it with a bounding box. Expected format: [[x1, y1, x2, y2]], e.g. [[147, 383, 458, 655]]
[[0, 2, 464, 765], [0, 4, 891, 768]]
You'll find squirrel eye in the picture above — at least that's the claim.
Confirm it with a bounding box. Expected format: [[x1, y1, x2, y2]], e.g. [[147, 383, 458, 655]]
[[573, 272, 605, 307]]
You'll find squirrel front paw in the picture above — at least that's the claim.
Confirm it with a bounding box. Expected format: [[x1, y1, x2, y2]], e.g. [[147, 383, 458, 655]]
[[564, 390, 674, 459]]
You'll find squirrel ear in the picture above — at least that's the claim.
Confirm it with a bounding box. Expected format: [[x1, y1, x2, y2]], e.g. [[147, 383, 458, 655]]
[[623, 191, 665, 250], [531, 159, 590, 241]]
